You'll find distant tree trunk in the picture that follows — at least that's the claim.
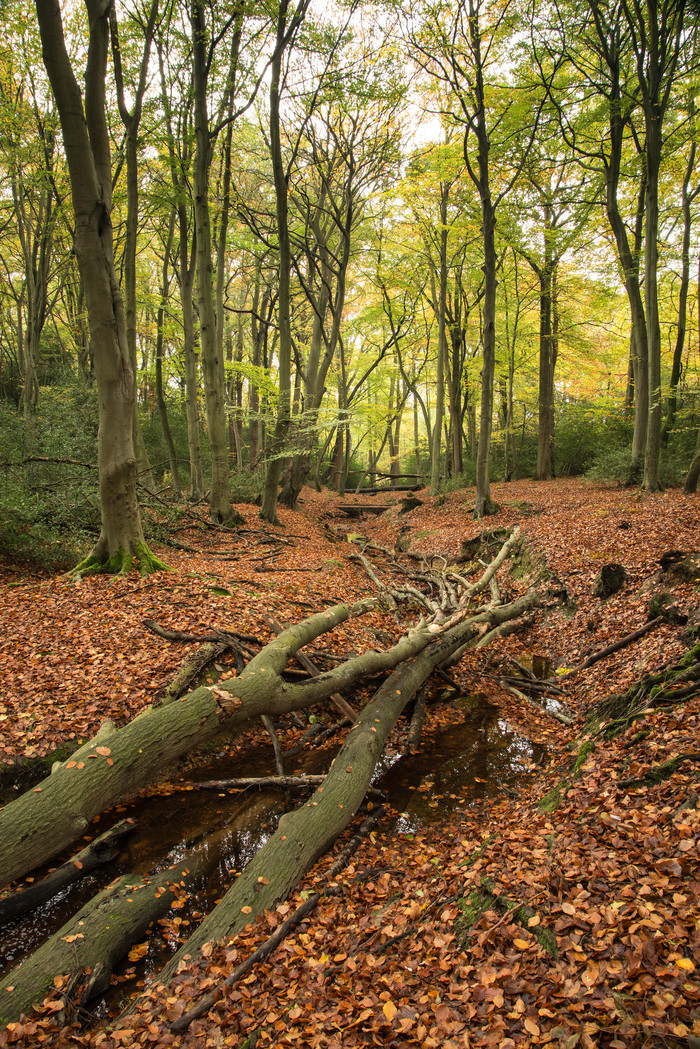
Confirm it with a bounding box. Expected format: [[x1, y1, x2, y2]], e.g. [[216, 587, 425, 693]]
[[191, 0, 233, 522], [429, 184, 449, 495], [13, 161, 53, 414], [35, 0, 164, 575], [685, 428, 700, 494], [604, 106, 648, 483], [261, 0, 304, 524], [643, 108, 663, 491], [180, 248, 205, 500], [467, 4, 497, 517], [110, 1, 157, 492], [664, 124, 697, 442], [155, 214, 182, 497]]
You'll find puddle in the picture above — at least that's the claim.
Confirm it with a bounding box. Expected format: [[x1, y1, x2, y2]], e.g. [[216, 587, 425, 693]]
[[0, 695, 545, 1008]]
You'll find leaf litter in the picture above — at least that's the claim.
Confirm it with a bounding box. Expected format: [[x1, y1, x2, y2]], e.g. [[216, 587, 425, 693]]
[[0, 478, 699, 1047]]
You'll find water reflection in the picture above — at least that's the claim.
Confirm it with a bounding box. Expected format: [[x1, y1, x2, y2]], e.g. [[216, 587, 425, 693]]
[[1, 695, 544, 997]]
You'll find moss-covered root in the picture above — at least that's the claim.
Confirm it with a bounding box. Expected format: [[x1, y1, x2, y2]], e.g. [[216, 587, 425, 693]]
[[71, 540, 169, 578], [618, 752, 700, 789], [457, 876, 558, 958], [538, 741, 595, 813]]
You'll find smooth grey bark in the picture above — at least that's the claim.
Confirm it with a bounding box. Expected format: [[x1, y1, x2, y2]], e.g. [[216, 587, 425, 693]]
[[35, 0, 163, 574], [619, 0, 686, 490], [155, 212, 183, 496], [664, 108, 698, 440], [7, 99, 56, 413], [261, 0, 311, 524], [191, 0, 234, 522], [156, 39, 204, 499], [467, 1, 498, 518], [109, 0, 159, 492], [429, 183, 449, 495], [684, 429, 700, 494]]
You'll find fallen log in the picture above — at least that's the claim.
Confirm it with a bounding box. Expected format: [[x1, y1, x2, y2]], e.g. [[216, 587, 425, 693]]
[[170, 807, 384, 1033], [262, 613, 356, 721], [0, 836, 217, 1024], [0, 796, 279, 1025], [337, 503, 393, 516], [0, 597, 381, 888], [0, 531, 532, 894], [2, 528, 543, 1023], [0, 819, 136, 927], [127, 606, 499, 1006], [125, 589, 540, 1006]]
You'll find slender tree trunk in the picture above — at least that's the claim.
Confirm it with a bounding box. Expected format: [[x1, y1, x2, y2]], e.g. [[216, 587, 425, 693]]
[[191, 0, 232, 522], [664, 130, 697, 441], [155, 213, 182, 497], [684, 426, 700, 493], [429, 186, 449, 495], [261, 1, 296, 525], [643, 112, 663, 491], [110, 2, 157, 491]]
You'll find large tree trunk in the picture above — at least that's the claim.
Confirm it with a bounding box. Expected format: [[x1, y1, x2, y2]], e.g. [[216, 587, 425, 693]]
[[109, 2, 158, 493], [0, 529, 539, 1020], [0, 832, 229, 1025], [35, 0, 164, 576]]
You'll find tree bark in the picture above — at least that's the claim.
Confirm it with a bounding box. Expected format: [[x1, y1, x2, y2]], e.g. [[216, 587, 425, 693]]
[[35, 0, 164, 576], [132, 594, 536, 1000], [467, 1, 497, 519], [191, 0, 233, 523], [109, 1, 158, 493], [0, 828, 229, 1025]]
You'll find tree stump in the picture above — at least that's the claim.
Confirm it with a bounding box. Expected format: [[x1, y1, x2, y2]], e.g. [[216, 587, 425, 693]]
[[592, 563, 627, 598]]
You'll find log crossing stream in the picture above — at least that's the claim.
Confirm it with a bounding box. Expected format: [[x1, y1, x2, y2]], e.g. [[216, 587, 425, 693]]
[[0, 695, 545, 1015]]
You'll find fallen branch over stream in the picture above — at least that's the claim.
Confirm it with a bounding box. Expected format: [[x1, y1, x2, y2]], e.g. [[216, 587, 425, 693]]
[[0, 528, 543, 1022], [169, 807, 385, 1033]]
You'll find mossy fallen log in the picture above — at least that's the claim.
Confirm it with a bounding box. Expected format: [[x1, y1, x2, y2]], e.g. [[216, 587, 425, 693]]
[[0, 844, 215, 1024], [126, 608, 502, 1007]]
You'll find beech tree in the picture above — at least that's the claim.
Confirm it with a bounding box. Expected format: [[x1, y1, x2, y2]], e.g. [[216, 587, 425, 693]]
[[34, 0, 166, 575]]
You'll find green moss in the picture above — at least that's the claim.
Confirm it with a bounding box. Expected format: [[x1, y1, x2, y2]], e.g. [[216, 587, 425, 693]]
[[573, 740, 595, 777], [538, 785, 564, 813], [456, 888, 493, 941], [72, 541, 169, 578]]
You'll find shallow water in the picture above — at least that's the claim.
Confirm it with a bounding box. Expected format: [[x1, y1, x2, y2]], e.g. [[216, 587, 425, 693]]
[[0, 695, 544, 1006]]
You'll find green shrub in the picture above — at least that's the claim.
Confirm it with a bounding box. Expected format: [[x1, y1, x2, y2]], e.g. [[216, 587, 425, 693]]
[[0, 385, 100, 570], [557, 401, 633, 477]]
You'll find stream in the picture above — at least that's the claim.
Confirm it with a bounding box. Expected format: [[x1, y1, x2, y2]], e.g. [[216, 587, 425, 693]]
[[0, 695, 545, 1009]]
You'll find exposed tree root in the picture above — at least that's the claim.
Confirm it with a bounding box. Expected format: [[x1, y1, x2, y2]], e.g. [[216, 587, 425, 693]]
[[458, 876, 557, 958], [72, 540, 168, 579], [617, 752, 700, 789], [585, 640, 700, 739]]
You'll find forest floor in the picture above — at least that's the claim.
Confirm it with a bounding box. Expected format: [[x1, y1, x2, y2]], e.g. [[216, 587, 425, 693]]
[[0, 477, 699, 1049]]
